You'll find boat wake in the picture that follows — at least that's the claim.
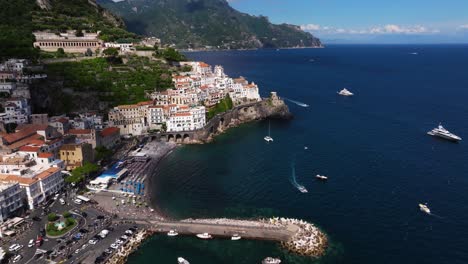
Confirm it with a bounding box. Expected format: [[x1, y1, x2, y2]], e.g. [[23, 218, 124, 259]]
[[290, 162, 308, 193], [284, 98, 309, 108]]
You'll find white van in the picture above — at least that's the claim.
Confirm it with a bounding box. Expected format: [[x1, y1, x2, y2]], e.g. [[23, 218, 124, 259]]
[[74, 199, 82, 205], [99, 229, 110, 238]]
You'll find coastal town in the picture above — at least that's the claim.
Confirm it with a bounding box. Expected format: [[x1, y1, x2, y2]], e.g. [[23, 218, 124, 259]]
[[0, 25, 327, 263]]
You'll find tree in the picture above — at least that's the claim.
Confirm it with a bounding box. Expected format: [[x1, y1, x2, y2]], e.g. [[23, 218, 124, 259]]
[[56, 48, 66, 58], [95, 146, 112, 161], [75, 29, 84, 37], [63, 211, 72, 218], [65, 217, 75, 227], [161, 48, 186, 62], [103, 47, 119, 57], [48, 213, 58, 222], [85, 48, 93, 57], [161, 122, 167, 132]]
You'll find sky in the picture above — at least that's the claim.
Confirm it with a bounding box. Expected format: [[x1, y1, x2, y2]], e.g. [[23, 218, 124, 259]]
[[228, 0, 468, 44]]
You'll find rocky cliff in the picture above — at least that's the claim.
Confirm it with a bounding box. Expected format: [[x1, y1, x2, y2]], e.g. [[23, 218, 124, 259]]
[[167, 93, 293, 144]]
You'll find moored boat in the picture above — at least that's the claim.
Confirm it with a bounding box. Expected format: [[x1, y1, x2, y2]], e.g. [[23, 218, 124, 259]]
[[167, 230, 178, 237], [262, 257, 282, 264], [231, 234, 241, 240], [196, 233, 213, 239]]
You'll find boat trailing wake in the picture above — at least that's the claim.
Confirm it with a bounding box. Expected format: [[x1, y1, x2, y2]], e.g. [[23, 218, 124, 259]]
[[284, 98, 309, 108], [290, 162, 308, 193]]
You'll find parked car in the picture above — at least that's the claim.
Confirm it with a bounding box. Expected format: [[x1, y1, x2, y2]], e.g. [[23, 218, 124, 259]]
[[53, 194, 60, 200], [32, 216, 41, 221], [110, 243, 119, 250], [88, 239, 98, 245], [59, 198, 65, 205], [124, 230, 133, 235], [120, 235, 128, 240], [104, 248, 113, 255], [28, 239, 34, 248], [12, 254, 22, 263], [36, 236, 43, 247], [9, 244, 21, 251], [74, 248, 81, 254], [74, 199, 82, 205]]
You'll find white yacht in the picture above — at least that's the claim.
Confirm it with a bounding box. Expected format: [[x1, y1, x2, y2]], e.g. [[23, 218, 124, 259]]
[[231, 234, 241, 240], [177, 257, 190, 264], [264, 120, 274, 142], [338, 88, 354, 96], [297, 185, 308, 193], [419, 203, 431, 214], [262, 257, 282, 264], [316, 174, 328, 181], [427, 123, 462, 142], [196, 233, 213, 239], [167, 230, 178, 237]]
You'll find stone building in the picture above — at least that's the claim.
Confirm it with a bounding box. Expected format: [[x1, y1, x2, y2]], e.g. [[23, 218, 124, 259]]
[[59, 143, 93, 170], [33, 31, 102, 53]]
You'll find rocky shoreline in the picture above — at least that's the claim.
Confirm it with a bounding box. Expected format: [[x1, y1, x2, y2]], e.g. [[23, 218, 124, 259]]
[[264, 217, 328, 257], [105, 229, 153, 264]]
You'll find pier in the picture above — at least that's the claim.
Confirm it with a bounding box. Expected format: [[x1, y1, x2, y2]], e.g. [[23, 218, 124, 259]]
[[119, 217, 327, 257]]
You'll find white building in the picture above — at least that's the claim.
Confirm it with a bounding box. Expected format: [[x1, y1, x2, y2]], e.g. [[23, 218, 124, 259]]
[[0, 98, 31, 124], [167, 106, 206, 132], [0, 182, 25, 223]]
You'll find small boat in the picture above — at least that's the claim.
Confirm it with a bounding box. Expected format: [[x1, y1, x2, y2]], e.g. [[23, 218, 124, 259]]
[[231, 234, 241, 240], [419, 203, 431, 214], [338, 88, 354, 96], [264, 120, 274, 142], [316, 174, 328, 181], [177, 257, 190, 264], [196, 233, 213, 239], [262, 257, 282, 264], [297, 185, 308, 193], [167, 230, 178, 237], [304, 146, 308, 150], [410, 52, 418, 55], [427, 123, 462, 142]]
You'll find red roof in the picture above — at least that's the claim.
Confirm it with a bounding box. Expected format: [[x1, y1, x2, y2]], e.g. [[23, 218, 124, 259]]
[[38, 152, 54, 158], [100, 127, 120, 137], [2, 125, 48, 144], [69, 129, 91, 135], [18, 145, 41, 152]]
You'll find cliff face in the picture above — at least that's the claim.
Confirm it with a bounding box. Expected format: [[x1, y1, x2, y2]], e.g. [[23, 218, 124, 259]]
[[189, 94, 292, 143]]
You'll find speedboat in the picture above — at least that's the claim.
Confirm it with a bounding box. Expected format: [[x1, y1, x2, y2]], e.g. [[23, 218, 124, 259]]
[[178, 257, 190, 264], [167, 230, 178, 237], [196, 233, 213, 239], [264, 121, 273, 142], [297, 185, 308, 193], [262, 257, 282, 264], [338, 88, 354, 96], [427, 123, 462, 142], [316, 174, 328, 181], [304, 146, 308, 150], [419, 203, 431, 214], [231, 234, 241, 240]]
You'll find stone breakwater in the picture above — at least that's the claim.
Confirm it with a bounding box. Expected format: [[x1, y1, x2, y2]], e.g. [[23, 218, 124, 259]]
[[105, 229, 152, 264], [264, 217, 328, 257]]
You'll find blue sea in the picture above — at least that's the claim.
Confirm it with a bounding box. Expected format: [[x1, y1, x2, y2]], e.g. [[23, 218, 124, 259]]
[[128, 45, 468, 264]]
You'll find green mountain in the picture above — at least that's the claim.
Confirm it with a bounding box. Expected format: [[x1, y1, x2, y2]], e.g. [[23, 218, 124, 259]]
[[96, 0, 322, 49]]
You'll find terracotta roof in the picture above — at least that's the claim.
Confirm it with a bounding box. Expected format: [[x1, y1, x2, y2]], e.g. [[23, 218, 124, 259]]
[[174, 112, 191, 117], [137, 101, 153, 106], [199, 62, 210, 68], [0, 174, 38, 185], [36, 167, 60, 180], [100, 127, 119, 137], [38, 152, 54, 159], [18, 145, 41, 152], [8, 134, 43, 150], [2, 125, 47, 144], [69, 129, 91, 135]]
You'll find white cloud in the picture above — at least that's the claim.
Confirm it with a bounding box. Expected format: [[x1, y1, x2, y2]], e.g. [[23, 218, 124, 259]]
[[301, 23, 440, 35], [300, 24, 321, 31]]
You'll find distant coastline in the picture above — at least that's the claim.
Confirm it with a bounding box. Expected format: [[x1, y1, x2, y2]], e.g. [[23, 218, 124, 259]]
[[180, 45, 325, 53]]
